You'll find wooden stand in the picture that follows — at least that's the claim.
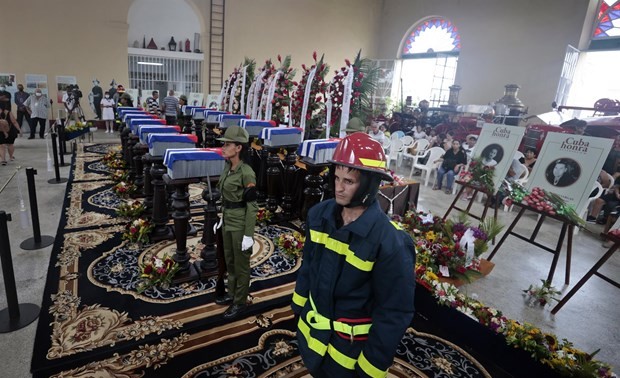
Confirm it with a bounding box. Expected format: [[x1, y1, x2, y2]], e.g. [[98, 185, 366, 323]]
[[281, 146, 299, 220], [443, 181, 498, 225], [196, 179, 225, 281], [131, 143, 148, 198], [163, 174, 200, 284], [551, 233, 620, 314], [301, 160, 329, 221], [142, 154, 156, 214], [149, 157, 174, 242], [487, 202, 575, 285]]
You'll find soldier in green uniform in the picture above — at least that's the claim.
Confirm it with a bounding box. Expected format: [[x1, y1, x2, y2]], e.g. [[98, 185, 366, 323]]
[[319, 116, 367, 138], [214, 126, 259, 319]]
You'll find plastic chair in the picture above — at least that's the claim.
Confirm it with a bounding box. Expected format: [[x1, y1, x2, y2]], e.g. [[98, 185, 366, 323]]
[[387, 138, 404, 169], [400, 135, 414, 148], [515, 163, 529, 185], [399, 138, 429, 168], [514, 151, 524, 161], [577, 181, 604, 233], [410, 147, 444, 186], [391, 130, 405, 140]]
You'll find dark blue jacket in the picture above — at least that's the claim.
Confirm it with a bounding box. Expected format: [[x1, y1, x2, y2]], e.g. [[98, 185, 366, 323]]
[[292, 200, 416, 377]]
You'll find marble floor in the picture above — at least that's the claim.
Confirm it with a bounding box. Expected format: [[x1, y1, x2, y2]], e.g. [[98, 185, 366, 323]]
[[0, 131, 618, 377]]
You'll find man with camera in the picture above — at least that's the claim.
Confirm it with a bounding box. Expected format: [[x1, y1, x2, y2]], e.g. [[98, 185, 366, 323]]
[[62, 84, 84, 125]]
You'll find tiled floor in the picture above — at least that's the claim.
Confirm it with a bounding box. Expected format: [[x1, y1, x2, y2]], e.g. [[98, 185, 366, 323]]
[[0, 132, 618, 377]]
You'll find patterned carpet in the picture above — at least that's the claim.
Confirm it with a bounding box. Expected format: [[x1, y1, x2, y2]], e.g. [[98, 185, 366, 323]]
[[31, 143, 492, 378]]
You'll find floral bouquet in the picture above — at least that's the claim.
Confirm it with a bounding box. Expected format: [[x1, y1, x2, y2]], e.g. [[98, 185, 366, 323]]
[[112, 181, 136, 198], [503, 182, 585, 227], [110, 169, 129, 183], [230, 57, 256, 114], [395, 211, 502, 282], [326, 50, 379, 137], [260, 54, 296, 125], [274, 231, 305, 259], [65, 121, 88, 133], [256, 208, 273, 227], [290, 52, 329, 134], [221, 68, 241, 111], [116, 200, 146, 219], [247, 59, 275, 119], [122, 217, 153, 244], [457, 157, 495, 194], [136, 253, 180, 293], [416, 270, 617, 377], [522, 279, 561, 306]]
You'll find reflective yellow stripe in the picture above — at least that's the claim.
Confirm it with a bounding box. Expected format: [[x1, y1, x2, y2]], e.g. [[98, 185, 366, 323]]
[[390, 221, 403, 230], [307, 294, 372, 335], [292, 291, 307, 308], [358, 351, 387, 378], [359, 157, 387, 169], [310, 230, 374, 272], [297, 317, 357, 371]]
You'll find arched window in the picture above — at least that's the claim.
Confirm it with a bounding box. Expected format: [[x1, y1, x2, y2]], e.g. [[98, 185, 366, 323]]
[[395, 17, 461, 108], [593, 0, 620, 39], [402, 17, 461, 57]]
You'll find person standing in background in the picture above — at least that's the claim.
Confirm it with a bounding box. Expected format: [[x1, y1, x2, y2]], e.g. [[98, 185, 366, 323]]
[[24, 89, 49, 139], [91, 79, 103, 120], [0, 102, 21, 165], [0, 84, 12, 112], [14, 84, 31, 131], [161, 90, 179, 125], [146, 91, 160, 116], [101, 91, 115, 133]]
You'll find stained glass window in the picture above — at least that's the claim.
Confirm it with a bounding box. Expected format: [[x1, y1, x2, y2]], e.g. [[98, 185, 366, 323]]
[[593, 0, 620, 39], [402, 17, 461, 56]]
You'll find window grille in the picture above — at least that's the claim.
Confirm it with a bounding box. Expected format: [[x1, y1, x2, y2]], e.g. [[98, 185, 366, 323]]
[[128, 54, 203, 95]]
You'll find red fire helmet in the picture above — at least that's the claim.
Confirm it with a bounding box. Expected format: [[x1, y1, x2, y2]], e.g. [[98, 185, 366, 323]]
[[330, 132, 393, 181]]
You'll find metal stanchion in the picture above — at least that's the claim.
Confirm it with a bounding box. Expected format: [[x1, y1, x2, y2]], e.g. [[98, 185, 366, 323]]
[[20, 168, 55, 250], [0, 211, 40, 333], [48, 133, 68, 184]]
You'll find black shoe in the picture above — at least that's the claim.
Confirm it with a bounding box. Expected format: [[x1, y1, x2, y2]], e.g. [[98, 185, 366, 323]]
[[215, 294, 233, 305], [586, 216, 597, 224], [223, 303, 247, 319], [596, 217, 607, 225], [28, 136, 35, 139]]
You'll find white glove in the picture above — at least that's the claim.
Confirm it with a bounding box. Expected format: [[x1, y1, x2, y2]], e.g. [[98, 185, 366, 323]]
[[242, 235, 254, 251], [213, 217, 222, 234]]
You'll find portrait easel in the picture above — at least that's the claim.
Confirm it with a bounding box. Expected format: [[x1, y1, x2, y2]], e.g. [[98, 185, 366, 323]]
[[443, 180, 499, 226], [551, 233, 620, 314], [486, 202, 576, 285]]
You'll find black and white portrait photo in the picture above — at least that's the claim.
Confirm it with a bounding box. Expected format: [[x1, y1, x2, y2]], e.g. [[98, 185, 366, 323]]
[[545, 158, 580, 187], [480, 143, 504, 167]]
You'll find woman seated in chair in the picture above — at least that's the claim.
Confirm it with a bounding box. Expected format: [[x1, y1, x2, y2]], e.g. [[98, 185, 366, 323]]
[[433, 140, 467, 194], [519, 147, 537, 173]]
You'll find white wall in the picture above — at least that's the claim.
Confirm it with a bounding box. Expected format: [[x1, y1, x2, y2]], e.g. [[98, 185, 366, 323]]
[[377, 0, 592, 115], [128, 0, 202, 51]]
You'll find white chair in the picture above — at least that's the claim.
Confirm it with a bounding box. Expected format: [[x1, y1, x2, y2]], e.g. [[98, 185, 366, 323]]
[[515, 163, 529, 185], [410, 146, 444, 186], [387, 138, 404, 169], [382, 137, 391, 151], [399, 138, 429, 168], [400, 135, 414, 148], [514, 151, 524, 162], [391, 130, 405, 140], [576, 181, 604, 234]]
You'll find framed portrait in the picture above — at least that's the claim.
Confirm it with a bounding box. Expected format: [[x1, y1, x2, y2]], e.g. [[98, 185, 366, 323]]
[[472, 123, 526, 193], [526, 132, 613, 216]]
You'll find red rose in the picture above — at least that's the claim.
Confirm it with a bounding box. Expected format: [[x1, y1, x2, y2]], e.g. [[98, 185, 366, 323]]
[[345, 58, 351, 66], [143, 264, 153, 274], [313, 51, 317, 61]]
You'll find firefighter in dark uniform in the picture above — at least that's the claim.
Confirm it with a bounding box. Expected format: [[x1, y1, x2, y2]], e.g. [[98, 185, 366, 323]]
[[292, 132, 416, 377], [214, 126, 258, 319]]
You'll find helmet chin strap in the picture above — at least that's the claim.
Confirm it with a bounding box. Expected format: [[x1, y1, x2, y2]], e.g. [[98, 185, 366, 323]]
[[344, 171, 381, 208]]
